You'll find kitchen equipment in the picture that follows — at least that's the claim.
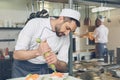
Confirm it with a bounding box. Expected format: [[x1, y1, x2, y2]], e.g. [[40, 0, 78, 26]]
[[0, 49, 4, 59], [107, 9, 111, 23], [104, 50, 114, 64], [109, 70, 120, 78], [36, 38, 56, 72], [84, 5, 91, 26], [116, 48, 120, 64], [104, 64, 120, 78]]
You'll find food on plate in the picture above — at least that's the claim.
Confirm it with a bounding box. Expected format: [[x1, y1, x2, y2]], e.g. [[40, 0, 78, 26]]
[[51, 72, 64, 78], [26, 74, 39, 80], [41, 76, 52, 80], [63, 76, 72, 80]]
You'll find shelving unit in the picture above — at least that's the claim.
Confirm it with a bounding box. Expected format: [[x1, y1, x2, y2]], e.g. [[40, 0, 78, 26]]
[[0, 39, 15, 42], [0, 27, 22, 51], [0, 27, 23, 30]]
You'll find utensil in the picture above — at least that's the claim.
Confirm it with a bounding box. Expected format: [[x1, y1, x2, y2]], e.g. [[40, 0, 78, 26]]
[[36, 38, 57, 72]]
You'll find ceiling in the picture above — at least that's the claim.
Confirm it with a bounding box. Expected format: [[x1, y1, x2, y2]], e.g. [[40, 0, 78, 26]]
[[44, 0, 68, 3], [43, 0, 120, 4], [43, 0, 120, 7], [84, 0, 120, 5]]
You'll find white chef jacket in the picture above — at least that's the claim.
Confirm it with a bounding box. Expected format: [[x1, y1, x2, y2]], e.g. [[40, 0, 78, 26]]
[[93, 24, 109, 43], [15, 18, 70, 64]]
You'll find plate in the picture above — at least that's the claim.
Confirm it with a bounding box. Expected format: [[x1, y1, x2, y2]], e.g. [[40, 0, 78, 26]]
[[7, 74, 82, 80]]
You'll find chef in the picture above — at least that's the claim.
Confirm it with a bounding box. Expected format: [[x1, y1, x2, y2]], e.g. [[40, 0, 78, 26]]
[[93, 15, 109, 59], [12, 8, 81, 78]]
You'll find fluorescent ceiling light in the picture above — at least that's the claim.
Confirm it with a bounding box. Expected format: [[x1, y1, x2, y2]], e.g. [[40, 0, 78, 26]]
[[92, 7, 115, 13]]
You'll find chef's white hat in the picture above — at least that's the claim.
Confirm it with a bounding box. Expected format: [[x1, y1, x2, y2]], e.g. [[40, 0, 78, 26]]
[[59, 8, 80, 27], [97, 15, 105, 22]]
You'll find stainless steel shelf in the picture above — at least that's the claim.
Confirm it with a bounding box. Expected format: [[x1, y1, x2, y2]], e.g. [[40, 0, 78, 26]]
[[0, 27, 23, 30], [0, 39, 15, 42]]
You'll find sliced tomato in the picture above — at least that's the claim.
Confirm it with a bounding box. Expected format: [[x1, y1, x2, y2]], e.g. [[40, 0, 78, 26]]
[[51, 72, 64, 78], [26, 74, 39, 80]]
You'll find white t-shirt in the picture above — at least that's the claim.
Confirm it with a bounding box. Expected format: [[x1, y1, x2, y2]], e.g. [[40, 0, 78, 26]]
[[93, 24, 109, 43], [15, 18, 70, 64]]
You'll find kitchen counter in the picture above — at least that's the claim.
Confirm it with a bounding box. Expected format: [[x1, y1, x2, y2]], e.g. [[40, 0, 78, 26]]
[[73, 60, 120, 80]]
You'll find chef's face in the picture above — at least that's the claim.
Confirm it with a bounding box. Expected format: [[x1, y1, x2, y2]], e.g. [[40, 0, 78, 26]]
[[55, 18, 77, 37], [95, 19, 102, 27]]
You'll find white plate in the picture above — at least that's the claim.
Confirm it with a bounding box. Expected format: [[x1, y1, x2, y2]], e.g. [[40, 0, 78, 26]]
[[7, 74, 82, 80]]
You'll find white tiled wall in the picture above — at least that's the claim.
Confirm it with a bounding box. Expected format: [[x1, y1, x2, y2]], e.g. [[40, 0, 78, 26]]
[[0, 30, 21, 51], [0, 1, 120, 54]]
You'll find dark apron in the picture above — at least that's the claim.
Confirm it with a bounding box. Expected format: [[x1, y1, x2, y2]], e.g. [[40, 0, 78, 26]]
[[12, 60, 53, 78], [95, 43, 107, 58]]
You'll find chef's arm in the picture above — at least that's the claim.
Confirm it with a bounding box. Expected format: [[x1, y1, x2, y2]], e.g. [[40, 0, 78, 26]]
[[14, 40, 51, 60], [55, 59, 68, 72], [74, 32, 94, 40], [13, 49, 40, 60], [88, 32, 94, 40]]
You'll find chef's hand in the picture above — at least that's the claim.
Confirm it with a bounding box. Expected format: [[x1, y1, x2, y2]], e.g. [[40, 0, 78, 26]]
[[37, 40, 51, 56], [44, 51, 57, 65]]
